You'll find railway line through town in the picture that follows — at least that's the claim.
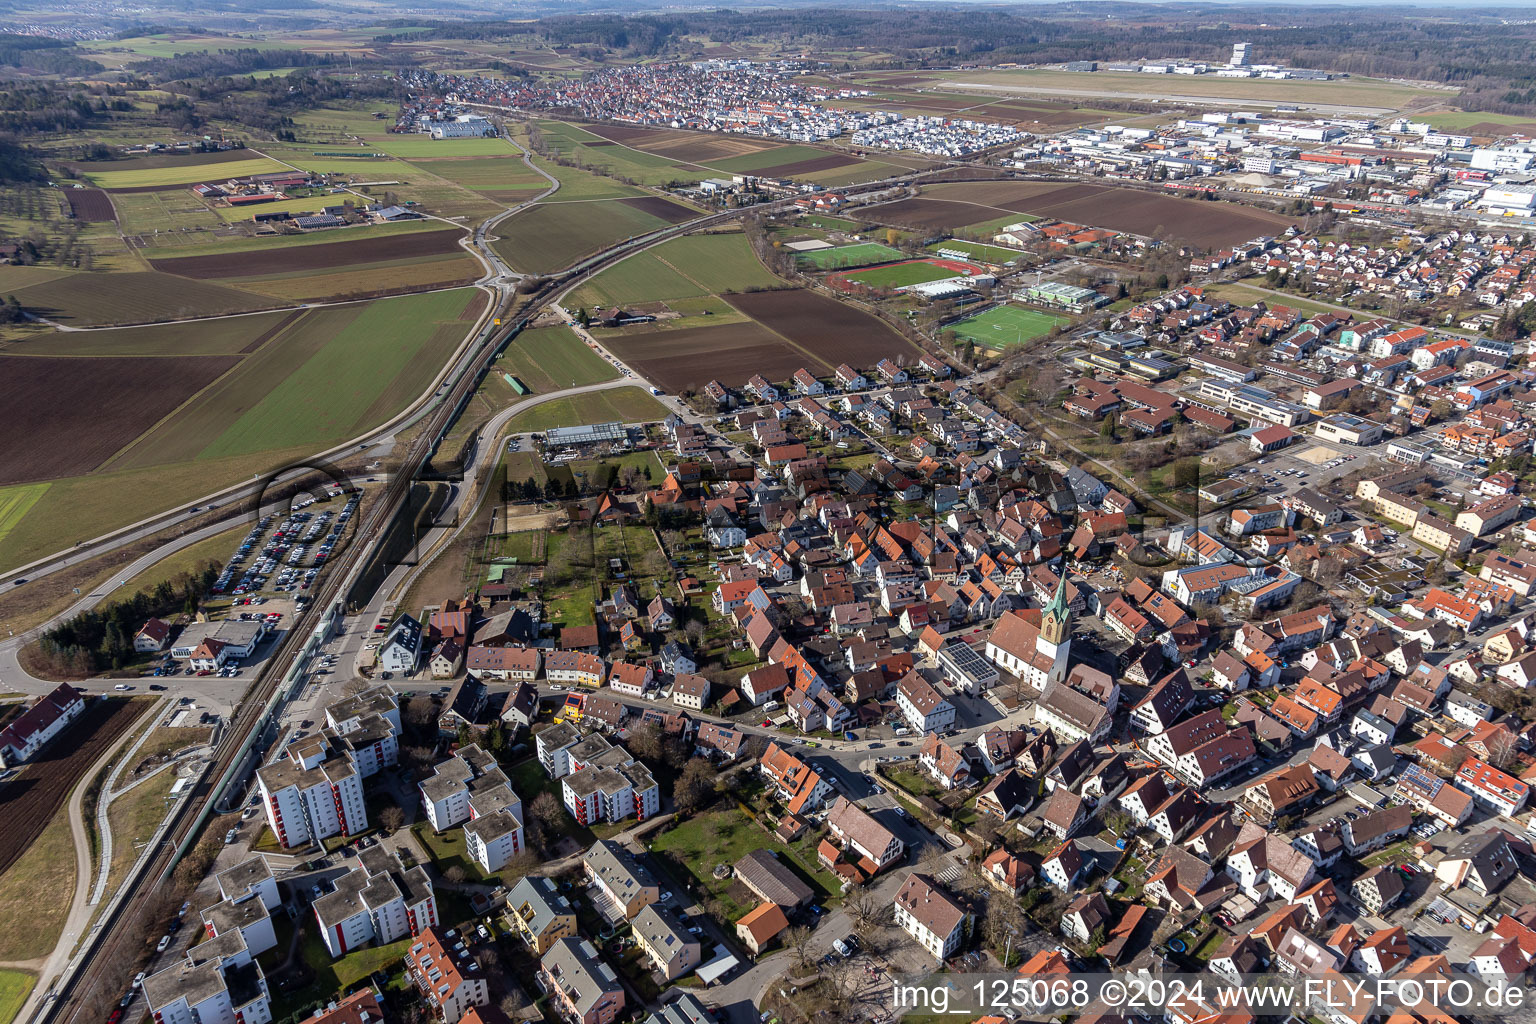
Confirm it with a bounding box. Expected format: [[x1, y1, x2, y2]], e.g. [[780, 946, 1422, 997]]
[[33, 148, 1015, 1021]]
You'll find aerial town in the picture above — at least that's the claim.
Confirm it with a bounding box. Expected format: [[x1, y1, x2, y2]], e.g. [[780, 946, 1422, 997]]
[[8, 8, 1536, 1024]]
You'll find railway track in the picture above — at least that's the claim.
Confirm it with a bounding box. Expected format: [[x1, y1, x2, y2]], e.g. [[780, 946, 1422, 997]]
[[43, 160, 972, 1021]]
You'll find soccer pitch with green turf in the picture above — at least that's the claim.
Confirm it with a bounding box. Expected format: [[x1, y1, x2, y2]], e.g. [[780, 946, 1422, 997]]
[[927, 239, 1031, 265], [951, 304, 1068, 347], [841, 261, 961, 288], [796, 242, 903, 269]]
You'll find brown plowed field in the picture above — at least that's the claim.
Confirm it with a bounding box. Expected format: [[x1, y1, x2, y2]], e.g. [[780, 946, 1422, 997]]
[[0, 353, 238, 484], [69, 149, 258, 174], [0, 697, 151, 875], [869, 183, 1297, 248], [749, 153, 861, 178], [65, 189, 116, 222], [147, 227, 466, 279], [617, 196, 697, 224], [604, 321, 817, 393], [860, 197, 1017, 231], [586, 140, 616, 147], [927, 180, 1088, 206], [726, 289, 917, 368], [584, 123, 779, 163]]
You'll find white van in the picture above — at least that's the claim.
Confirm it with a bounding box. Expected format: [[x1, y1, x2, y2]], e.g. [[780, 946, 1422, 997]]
[[763, 700, 780, 711]]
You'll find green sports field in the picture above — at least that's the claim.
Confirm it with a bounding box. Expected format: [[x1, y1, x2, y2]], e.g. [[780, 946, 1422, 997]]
[[926, 239, 1030, 265], [841, 260, 962, 289], [950, 304, 1068, 348], [796, 242, 903, 269]]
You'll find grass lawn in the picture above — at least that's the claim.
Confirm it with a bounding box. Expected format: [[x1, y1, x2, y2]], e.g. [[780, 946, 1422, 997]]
[[272, 925, 415, 1019], [103, 769, 178, 897], [0, 797, 75, 961], [950, 304, 1067, 348], [885, 766, 944, 801], [0, 969, 35, 1024], [496, 326, 618, 394], [0, 483, 47, 549], [1207, 282, 1342, 319], [96, 526, 244, 610], [650, 807, 841, 922], [506, 388, 669, 433], [840, 260, 962, 289], [798, 214, 863, 232], [795, 241, 903, 270], [411, 823, 494, 883]]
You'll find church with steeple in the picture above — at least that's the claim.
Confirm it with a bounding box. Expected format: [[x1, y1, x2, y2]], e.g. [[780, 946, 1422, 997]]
[[983, 572, 1075, 692]]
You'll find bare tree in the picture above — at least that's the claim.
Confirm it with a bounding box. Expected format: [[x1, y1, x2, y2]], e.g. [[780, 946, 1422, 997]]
[[444, 865, 467, 885], [378, 805, 405, 832], [844, 883, 892, 943], [784, 924, 816, 973], [530, 791, 566, 833]]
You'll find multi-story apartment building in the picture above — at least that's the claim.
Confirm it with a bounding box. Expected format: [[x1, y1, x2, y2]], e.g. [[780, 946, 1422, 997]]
[[631, 903, 700, 981], [584, 839, 660, 921], [313, 846, 438, 957], [506, 876, 578, 954], [405, 928, 488, 1023], [142, 943, 273, 1024], [321, 685, 401, 779], [256, 733, 368, 848], [539, 938, 625, 1024], [419, 745, 525, 871], [893, 874, 971, 961]]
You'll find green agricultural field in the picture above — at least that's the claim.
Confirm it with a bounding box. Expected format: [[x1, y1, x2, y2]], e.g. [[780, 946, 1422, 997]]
[[372, 136, 516, 159], [841, 260, 963, 288], [570, 231, 780, 308], [531, 158, 648, 203], [83, 157, 291, 190], [950, 303, 1067, 348], [926, 239, 1031, 264], [4, 270, 271, 326], [4, 309, 293, 357], [1420, 111, 1536, 132], [495, 326, 618, 393], [0, 484, 47, 547], [405, 156, 547, 193], [195, 289, 478, 460], [0, 968, 35, 1024], [506, 388, 669, 433], [796, 241, 903, 269], [492, 199, 682, 275], [0, 446, 313, 574]]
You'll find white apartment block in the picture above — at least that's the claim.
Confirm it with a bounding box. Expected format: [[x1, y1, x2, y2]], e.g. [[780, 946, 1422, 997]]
[[419, 744, 525, 873], [256, 733, 367, 848], [313, 846, 438, 957]]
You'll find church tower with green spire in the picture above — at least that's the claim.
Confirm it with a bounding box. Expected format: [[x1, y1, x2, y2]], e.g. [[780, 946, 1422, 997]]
[[1036, 571, 1073, 685]]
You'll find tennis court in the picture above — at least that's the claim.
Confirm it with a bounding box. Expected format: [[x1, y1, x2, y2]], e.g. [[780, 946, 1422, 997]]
[[796, 242, 903, 269], [951, 304, 1068, 348]]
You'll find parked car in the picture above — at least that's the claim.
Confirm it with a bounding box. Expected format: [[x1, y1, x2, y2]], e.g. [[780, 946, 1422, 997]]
[[156, 935, 171, 953]]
